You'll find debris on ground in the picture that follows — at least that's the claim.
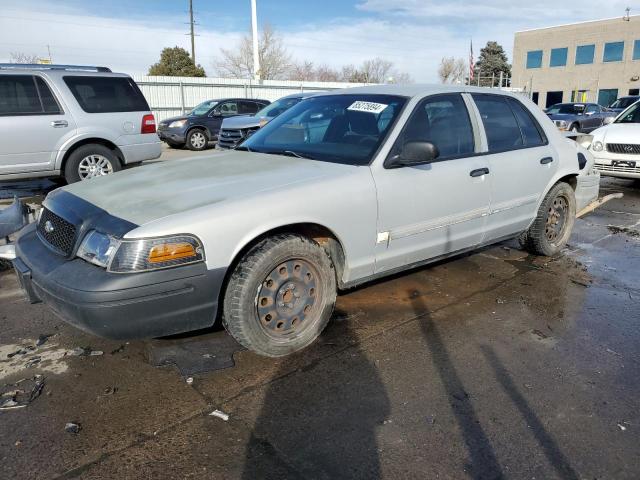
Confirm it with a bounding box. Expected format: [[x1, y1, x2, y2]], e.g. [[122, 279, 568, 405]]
[[607, 225, 640, 238], [110, 344, 128, 355], [0, 375, 45, 410], [35, 334, 54, 347], [209, 409, 229, 421], [186, 377, 194, 385], [617, 423, 627, 431], [68, 347, 104, 357], [64, 422, 81, 434]]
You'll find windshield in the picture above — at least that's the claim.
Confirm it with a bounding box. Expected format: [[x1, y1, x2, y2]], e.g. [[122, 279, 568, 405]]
[[189, 100, 218, 116], [240, 94, 407, 165], [615, 102, 640, 123], [546, 103, 585, 115], [610, 97, 639, 109], [255, 97, 303, 118]]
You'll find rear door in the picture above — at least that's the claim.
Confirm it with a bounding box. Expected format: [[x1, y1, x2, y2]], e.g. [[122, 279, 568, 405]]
[[584, 104, 601, 131], [471, 94, 557, 241], [0, 74, 76, 175], [372, 93, 492, 273]]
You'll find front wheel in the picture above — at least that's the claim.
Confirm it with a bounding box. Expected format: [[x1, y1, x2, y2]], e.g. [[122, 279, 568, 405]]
[[569, 123, 579, 133], [186, 129, 209, 151], [519, 182, 576, 256], [223, 234, 337, 357]]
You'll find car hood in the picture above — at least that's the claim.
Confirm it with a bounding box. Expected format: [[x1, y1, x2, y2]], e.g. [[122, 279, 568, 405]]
[[159, 115, 188, 125], [221, 115, 268, 129], [55, 151, 355, 227], [547, 113, 581, 121], [592, 123, 640, 142]]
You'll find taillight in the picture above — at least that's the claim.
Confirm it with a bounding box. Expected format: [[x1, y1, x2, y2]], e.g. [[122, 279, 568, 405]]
[[141, 114, 156, 134]]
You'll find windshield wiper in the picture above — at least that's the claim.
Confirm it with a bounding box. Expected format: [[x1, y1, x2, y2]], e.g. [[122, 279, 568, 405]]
[[281, 150, 315, 160]]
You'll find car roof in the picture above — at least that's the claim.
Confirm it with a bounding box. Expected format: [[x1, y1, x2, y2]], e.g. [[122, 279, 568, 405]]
[[315, 83, 527, 100]]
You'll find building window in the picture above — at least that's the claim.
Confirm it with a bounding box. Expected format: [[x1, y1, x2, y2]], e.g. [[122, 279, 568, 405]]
[[526, 50, 543, 69], [550, 48, 568, 67], [545, 91, 563, 108], [598, 89, 618, 107], [603, 42, 624, 62], [629, 89, 639, 95], [575, 44, 595, 65], [634, 40, 640, 60], [532, 92, 539, 104]]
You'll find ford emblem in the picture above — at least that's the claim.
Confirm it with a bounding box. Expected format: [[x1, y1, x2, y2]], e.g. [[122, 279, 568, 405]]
[[44, 220, 55, 233]]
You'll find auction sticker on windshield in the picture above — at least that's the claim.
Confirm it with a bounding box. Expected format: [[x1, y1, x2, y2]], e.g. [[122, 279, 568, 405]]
[[348, 101, 388, 114]]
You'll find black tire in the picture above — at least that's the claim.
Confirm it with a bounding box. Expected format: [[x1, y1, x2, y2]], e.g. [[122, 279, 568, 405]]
[[166, 141, 185, 149], [569, 123, 580, 133], [186, 128, 209, 151], [519, 182, 576, 256], [63, 144, 121, 184], [223, 234, 337, 357]]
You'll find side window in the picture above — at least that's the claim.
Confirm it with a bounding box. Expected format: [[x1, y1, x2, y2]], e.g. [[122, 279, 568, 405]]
[[238, 101, 259, 115], [63, 76, 150, 113], [395, 94, 474, 160], [216, 101, 238, 116], [35, 77, 62, 114], [584, 104, 597, 114], [0, 75, 41, 115], [506, 98, 546, 147], [472, 94, 523, 152]]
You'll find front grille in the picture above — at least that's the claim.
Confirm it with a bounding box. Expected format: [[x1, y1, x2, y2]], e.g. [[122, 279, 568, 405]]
[[595, 163, 640, 174], [606, 143, 640, 155], [37, 208, 77, 256], [217, 128, 245, 149]]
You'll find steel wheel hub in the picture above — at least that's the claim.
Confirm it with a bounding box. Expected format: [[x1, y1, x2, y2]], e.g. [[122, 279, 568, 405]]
[[546, 196, 568, 242], [78, 154, 113, 179], [257, 259, 318, 337], [191, 132, 206, 148]]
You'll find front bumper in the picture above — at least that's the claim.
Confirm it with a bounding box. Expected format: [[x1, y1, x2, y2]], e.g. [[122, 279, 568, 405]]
[[13, 225, 225, 339], [575, 171, 601, 213], [157, 127, 187, 144], [593, 154, 640, 179]]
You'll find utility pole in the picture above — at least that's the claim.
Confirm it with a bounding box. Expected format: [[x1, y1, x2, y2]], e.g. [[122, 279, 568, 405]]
[[46, 44, 52, 63], [251, 0, 260, 81], [189, 0, 196, 63]]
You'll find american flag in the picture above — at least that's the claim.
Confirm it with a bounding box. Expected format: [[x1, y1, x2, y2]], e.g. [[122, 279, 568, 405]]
[[469, 40, 475, 84]]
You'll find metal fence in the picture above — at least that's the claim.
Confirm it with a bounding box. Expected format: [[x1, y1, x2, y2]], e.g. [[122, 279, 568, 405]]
[[132, 75, 372, 122]]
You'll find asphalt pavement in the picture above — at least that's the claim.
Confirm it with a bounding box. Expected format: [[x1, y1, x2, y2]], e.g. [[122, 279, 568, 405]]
[[0, 151, 639, 479]]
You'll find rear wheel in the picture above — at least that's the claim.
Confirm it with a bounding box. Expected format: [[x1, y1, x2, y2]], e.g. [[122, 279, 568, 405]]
[[64, 144, 121, 183], [519, 182, 576, 256], [223, 234, 337, 357], [186, 129, 208, 151]]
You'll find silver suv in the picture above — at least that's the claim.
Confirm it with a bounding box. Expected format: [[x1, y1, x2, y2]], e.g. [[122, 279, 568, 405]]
[[0, 64, 161, 183]]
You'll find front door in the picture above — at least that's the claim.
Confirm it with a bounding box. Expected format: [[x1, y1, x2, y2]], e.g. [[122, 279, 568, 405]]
[[371, 93, 492, 273], [0, 74, 75, 175], [470, 94, 558, 241]]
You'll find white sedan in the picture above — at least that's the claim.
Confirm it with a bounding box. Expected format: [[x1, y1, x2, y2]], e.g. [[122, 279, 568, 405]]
[[591, 101, 640, 179]]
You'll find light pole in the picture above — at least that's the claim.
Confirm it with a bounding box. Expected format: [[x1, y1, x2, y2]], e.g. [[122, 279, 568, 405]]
[[251, 0, 261, 81]]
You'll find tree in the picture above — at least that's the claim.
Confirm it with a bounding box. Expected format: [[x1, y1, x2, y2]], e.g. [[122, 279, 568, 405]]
[[474, 41, 511, 87], [438, 57, 466, 84], [10, 52, 39, 64], [148, 47, 205, 77], [215, 25, 291, 80]]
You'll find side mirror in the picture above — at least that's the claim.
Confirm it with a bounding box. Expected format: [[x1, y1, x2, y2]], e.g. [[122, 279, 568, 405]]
[[396, 141, 439, 166]]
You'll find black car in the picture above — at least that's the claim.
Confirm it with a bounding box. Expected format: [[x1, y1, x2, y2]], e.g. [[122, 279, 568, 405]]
[[157, 98, 270, 151], [608, 95, 640, 114]]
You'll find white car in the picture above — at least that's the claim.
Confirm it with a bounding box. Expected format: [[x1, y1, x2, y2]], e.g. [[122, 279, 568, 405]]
[[590, 101, 640, 179]]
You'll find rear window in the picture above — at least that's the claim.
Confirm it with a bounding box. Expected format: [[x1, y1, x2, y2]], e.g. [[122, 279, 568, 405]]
[[63, 76, 149, 113]]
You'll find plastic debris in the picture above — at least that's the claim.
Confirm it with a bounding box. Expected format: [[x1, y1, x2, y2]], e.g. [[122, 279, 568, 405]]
[[64, 422, 81, 434], [36, 334, 53, 347], [68, 347, 104, 357], [209, 409, 229, 421], [186, 377, 194, 385], [618, 423, 627, 431], [0, 375, 44, 410]]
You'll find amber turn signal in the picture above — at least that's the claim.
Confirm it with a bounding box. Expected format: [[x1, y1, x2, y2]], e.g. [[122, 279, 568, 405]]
[[148, 242, 197, 263]]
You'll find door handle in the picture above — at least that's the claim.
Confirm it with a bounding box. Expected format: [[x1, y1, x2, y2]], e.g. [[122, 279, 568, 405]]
[[540, 157, 554, 165], [469, 167, 490, 177], [51, 120, 68, 128]]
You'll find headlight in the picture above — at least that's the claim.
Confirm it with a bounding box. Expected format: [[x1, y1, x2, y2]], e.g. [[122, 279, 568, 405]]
[[108, 235, 204, 273], [557, 120, 568, 129], [77, 231, 120, 268], [168, 119, 187, 128], [591, 141, 604, 152]]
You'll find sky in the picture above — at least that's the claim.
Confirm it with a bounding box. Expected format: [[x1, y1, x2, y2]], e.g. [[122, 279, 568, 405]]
[[0, 0, 635, 82]]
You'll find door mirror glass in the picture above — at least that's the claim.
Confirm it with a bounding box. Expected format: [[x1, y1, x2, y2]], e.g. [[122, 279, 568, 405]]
[[395, 141, 439, 166]]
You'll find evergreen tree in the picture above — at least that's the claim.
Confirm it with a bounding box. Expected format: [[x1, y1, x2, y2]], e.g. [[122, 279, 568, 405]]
[[474, 41, 511, 87], [148, 47, 206, 77]]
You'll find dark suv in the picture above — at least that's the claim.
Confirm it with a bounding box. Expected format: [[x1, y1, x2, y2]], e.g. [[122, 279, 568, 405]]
[[157, 98, 270, 151]]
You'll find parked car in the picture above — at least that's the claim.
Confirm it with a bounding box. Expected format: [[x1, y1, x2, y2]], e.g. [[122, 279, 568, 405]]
[[157, 98, 270, 151], [545, 102, 616, 133], [0, 64, 161, 183], [11, 85, 599, 357], [590, 100, 640, 179], [608, 95, 640, 114], [217, 92, 321, 149]]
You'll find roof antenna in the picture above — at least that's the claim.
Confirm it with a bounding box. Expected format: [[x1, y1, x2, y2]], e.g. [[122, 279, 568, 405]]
[[624, 7, 631, 21]]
